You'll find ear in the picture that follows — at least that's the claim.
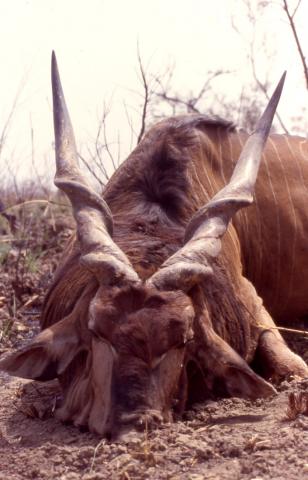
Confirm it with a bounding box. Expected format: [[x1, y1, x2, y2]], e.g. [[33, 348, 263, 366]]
[[222, 363, 276, 400], [195, 329, 277, 400], [0, 317, 82, 381]]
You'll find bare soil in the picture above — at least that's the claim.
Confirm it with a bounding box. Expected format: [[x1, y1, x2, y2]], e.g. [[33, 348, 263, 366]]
[[1, 208, 308, 480], [0, 373, 307, 480]]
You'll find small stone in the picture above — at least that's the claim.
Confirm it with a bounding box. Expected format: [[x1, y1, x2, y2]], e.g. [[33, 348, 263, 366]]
[[155, 440, 168, 451], [115, 444, 127, 454], [195, 444, 214, 460], [176, 433, 192, 444], [82, 473, 106, 480], [110, 453, 133, 467], [60, 473, 80, 480]]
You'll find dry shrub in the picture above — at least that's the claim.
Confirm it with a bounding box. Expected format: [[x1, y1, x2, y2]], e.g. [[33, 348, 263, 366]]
[[286, 391, 308, 420]]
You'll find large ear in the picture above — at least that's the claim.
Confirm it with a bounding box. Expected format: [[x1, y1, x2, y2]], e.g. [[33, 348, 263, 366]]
[[194, 325, 277, 400], [0, 317, 82, 381], [222, 362, 276, 400]]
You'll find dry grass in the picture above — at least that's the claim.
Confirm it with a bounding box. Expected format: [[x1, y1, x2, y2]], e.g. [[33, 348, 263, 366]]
[[285, 391, 308, 420], [0, 187, 73, 344]]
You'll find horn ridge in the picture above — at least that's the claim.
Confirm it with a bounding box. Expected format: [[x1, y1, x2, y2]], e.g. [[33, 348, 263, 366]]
[[148, 73, 286, 291], [51, 52, 139, 285]]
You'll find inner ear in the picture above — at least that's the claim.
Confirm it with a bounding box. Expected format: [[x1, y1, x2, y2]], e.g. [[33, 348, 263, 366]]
[[0, 316, 82, 381]]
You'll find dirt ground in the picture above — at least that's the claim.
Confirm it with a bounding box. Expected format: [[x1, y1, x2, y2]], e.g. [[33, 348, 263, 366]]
[[0, 372, 307, 480], [0, 206, 308, 480]]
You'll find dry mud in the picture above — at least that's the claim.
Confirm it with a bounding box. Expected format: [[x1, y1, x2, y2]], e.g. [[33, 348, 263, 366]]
[[0, 363, 307, 479]]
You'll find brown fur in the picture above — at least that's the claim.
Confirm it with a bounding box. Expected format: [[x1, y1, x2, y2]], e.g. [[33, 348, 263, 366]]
[[42, 116, 233, 327], [3, 114, 307, 438]]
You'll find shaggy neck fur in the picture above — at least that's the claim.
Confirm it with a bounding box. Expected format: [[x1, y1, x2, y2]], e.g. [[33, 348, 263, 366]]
[[42, 115, 251, 357]]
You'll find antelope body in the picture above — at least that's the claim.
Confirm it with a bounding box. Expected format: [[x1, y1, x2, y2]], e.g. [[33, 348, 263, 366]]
[[1, 56, 307, 439]]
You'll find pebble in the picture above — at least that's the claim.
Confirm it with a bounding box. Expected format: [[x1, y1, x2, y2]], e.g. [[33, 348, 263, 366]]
[[176, 433, 194, 444], [109, 453, 133, 467], [59, 473, 80, 480]]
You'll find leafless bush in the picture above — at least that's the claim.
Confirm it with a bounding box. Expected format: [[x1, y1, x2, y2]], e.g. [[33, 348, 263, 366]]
[[286, 391, 308, 420], [282, 0, 308, 90]]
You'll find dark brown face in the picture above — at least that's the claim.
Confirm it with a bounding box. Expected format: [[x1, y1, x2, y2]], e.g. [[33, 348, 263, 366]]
[[87, 284, 194, 437]]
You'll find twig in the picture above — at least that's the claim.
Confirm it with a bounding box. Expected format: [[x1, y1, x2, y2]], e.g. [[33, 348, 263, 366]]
[[78, 152, 105, 189], [256, 323, 308, 338], [249, 39, 290, 134], [89, 439, 106, 473], [137, 43, 150, 143], [1, 199, 68, 213], [283, 0, 308, 90]]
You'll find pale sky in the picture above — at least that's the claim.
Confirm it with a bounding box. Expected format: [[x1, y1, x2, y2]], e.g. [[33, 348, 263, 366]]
[[0, 0, 307, 188]]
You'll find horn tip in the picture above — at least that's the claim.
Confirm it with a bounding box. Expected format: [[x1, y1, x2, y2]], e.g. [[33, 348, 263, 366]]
[[51, 51, 57, 71], [276, 71, 287, 96], [280, 70, 287, 86]]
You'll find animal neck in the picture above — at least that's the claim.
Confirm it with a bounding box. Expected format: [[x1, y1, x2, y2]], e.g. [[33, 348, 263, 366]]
[[191, 256, 256, 361], [113, 212, 184, 280]]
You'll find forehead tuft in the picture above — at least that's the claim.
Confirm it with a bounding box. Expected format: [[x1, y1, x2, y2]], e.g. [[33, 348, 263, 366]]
[[113, 285, 147, 311], [93, 284, 193, 325], [111, 285, 188, 309]]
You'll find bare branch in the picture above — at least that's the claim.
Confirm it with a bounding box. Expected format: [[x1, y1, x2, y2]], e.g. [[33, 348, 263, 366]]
[[116, 130, 121, 168], [231, 0, 290, 133], [78, 152, 105, 189], [29, 115, 50, 198], [153, 66, 231, 117], [282, 0, 308, 89], [95, 105, 112, 179], [4, 153, 21, 201], [155, 90, 201, 113], [123, 101, 137, 151], [249, 48, 290, 134], [290, 0, 302, 18], [102, 105, 117, 173], [0, 89, 20, 159], [136, 44, 150, 144]]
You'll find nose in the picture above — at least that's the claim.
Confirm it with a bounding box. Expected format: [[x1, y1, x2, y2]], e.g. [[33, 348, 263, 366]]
[[119, 409, 164, 431]]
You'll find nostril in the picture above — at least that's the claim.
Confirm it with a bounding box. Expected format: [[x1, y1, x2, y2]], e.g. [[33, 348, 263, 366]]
[[78, 425, 88, 433], [142, 410, 163, 426], [119, 409, 164, 431], [135, 411, 163, 431], [105, 430, 113, 442], [152, 411, 164, 424]]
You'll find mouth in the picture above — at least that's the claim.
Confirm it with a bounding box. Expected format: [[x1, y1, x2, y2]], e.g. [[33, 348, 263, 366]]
[[106, 408, 165, 442], [118, 408, 164, 429]]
